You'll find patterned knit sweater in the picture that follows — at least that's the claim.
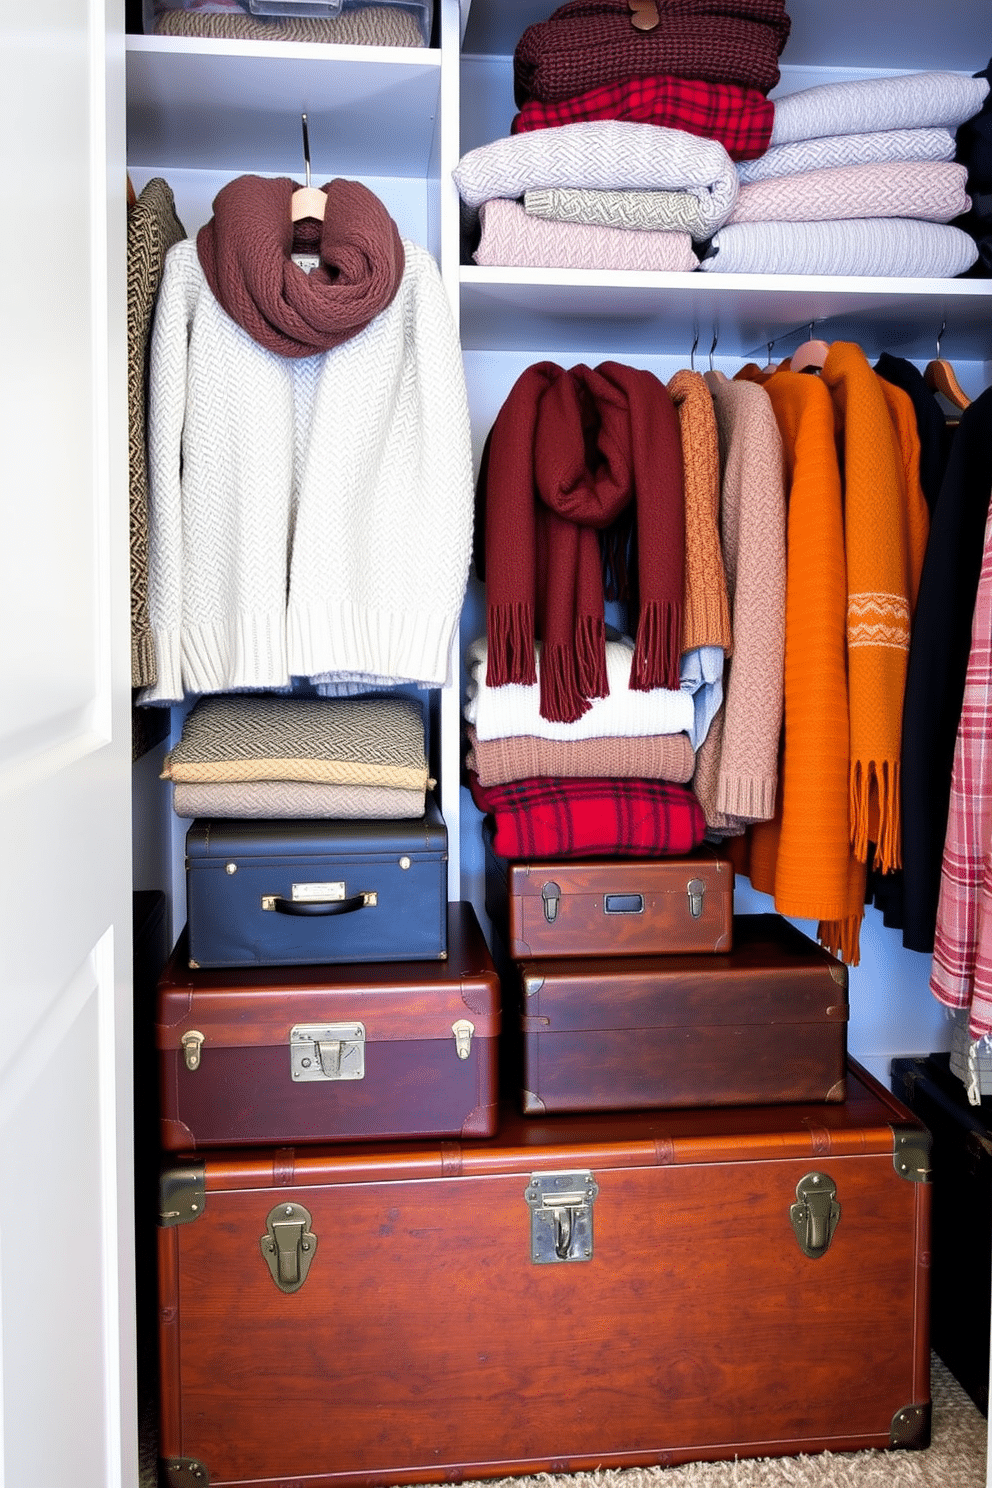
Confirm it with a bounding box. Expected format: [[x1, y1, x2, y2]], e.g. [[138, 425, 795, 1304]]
[[139, 238, 473, 704]]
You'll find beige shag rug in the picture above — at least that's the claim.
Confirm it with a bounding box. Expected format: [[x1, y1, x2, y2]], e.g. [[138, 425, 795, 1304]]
[[140, 1353, 986, 1486]]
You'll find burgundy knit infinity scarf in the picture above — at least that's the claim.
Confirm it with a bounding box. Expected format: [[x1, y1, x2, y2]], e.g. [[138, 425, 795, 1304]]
[[196, 174, 405, 359], [480, 361, 685, 725], [513, 0, 792, 106]]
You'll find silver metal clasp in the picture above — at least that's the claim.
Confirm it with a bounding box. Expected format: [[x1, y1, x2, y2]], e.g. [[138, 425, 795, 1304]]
[[686, 877, 706, 918], [526, 1171, 599, 1263], [290, 1023, 365, 1081], [541, 881, 561, 923]]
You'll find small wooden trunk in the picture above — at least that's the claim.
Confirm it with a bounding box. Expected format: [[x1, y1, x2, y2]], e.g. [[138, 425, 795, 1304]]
[[515, 913, 849, 1113], [157, 1060, 931, 1487], [485, 824, 733, 959], [156, 901, 500, 1148]]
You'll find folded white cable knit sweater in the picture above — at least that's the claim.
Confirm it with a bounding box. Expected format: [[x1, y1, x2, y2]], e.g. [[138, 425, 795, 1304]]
[[737, 126, 957, 185], [453, 121, 739, 237], [769, 71, 989, 147], [700, 218, 979, 277], [465, 636, 695, 743]]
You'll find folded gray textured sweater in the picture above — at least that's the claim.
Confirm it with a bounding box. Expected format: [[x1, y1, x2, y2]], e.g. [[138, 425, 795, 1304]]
[[700, 218, 980, 277], [524, 185, 725, 239], [453, 121, 739, 235], [737, 126, 957, 185], [769, 71, 989, 147]]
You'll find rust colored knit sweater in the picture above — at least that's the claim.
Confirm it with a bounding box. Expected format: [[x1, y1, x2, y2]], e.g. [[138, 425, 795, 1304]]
[[667, 369, 732, 656]]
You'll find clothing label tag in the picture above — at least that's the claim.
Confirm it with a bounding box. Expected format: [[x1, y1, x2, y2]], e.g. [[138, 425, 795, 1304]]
[[291, 253, 321, 273]]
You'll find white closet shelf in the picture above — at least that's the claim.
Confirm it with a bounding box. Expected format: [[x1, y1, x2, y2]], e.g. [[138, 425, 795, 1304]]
[[459, 267, 992, 360], [126, 35, 441, 176]]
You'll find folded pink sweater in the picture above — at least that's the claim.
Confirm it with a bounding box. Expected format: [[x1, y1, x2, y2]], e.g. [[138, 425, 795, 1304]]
[[474, 198, 698, 272], [728, 159, 971, 226]]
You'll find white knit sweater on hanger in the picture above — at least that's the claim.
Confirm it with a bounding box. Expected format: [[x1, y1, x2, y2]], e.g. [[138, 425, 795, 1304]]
[[139, 236, 474, 705]]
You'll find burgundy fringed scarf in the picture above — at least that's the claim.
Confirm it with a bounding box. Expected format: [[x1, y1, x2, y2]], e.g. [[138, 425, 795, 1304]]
[[196, 174, 405, 359], [480, 360, 685, 725]]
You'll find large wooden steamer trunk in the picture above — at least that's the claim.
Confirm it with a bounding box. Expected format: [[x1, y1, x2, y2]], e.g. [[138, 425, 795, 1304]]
[[514, 913, 849, 1113], [157, 1060, 931, 1487], [156, 902, 500, 1149]]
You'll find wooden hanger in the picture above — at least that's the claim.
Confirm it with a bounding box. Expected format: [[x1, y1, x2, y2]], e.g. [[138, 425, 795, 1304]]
[[790, 324, 829, 375], [925, 322, 971, 412], [290, 113, 326, 223], [126, 171, 137, 209]]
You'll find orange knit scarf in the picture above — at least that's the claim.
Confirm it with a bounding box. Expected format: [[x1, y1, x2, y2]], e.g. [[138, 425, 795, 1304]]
[[732, 348, 928, 965]]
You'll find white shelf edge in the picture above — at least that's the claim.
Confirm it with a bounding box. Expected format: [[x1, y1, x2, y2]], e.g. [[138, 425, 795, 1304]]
[[460, 265, 992, 297], [125, 32, 441, 66]]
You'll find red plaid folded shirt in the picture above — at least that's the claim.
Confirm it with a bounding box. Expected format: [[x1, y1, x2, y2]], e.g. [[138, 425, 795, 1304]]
[[468, 771, 705, 859], [511, 75, 774, 162]]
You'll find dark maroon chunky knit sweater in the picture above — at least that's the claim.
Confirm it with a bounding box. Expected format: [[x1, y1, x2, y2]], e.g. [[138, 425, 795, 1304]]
[[513, 0, 792, 107]]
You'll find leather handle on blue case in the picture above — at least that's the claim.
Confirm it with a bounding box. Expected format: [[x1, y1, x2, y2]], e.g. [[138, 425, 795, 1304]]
[[268, 893, 372, 917]]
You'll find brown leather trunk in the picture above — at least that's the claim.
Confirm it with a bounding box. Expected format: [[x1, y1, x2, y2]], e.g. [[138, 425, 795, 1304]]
[[156, 901, 500, 1148], [485, 825, 733, 958], [157, 1060, 931, 1487], [515, 912, 849, 1113]]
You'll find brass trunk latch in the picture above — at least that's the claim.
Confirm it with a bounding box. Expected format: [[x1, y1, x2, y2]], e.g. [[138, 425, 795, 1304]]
[[789, 1172, 841, 1259], [260, 1201, 317, 1292]]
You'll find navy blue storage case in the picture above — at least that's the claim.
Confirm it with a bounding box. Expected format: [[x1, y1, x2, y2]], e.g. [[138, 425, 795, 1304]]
[[185, 797, 448, 969]]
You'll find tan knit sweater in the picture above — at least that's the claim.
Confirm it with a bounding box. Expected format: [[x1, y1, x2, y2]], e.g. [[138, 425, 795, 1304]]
[[667, 369, 733, 655], [694, 372, 786, 832]]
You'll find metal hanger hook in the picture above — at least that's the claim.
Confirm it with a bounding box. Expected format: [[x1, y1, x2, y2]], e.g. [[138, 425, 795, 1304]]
[[301, 112, 312, 189], [709, 327, 719, 371], [690, 326, 699, 372], [936, 318, 946, 361]]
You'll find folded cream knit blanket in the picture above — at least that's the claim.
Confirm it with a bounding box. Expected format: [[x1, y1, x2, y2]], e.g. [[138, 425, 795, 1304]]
[[700, 218, 980, 277], [728, 160, 971, 226], [474, 199, 698, 272], [161, 694, 430, 790], [172, 780, 426, 820], [770, 71, 989, 147], [465, 636, 694, 743], [737, 126, 957, 185], [524, 185, 727, 240], [453, 121, 739, 235]]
